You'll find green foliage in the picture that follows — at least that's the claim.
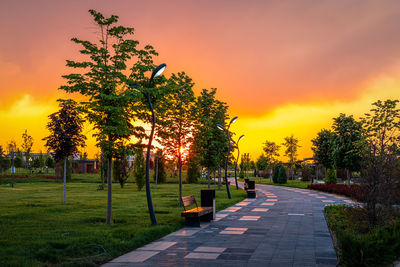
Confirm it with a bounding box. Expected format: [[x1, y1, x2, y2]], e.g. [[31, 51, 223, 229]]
[[43, 101, 86, 163], [33, 157, 41, 169], [262, 140, 280, 167], [113, 154, 131, 188], [277, 165, 288, 184], [272, 164, 280, 183], [21, 129, 34, 166], [0, 181, 245, 266], [45, 156, 55, 169], [282, 135, 300, 180], [327, 168, 337, 184], [153, 150, 167, 184], [311, 129, 336, 169], [186, 147, 200, 183], [193, 88, 228, 176], [59, 158, 72, 181], [332, 114, 365, 172], [362, 99, 400, 153], [133, 148, 145, 191], [59, 9, 159, 160], [325, 205, 400, 267], [14, 152, 23, 168], [239, 153, 251, 178], [239, 167, 244, 178], [301, 164, 311, 182], [156, 72, 196, 194], [0, 158, 10, 172]]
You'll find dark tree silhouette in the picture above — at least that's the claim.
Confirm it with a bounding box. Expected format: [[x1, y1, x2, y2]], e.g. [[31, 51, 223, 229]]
[[43, 101, 86, 204]]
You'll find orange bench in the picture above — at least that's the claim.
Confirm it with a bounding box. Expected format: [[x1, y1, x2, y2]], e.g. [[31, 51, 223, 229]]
[[181, 195, 213, 227]]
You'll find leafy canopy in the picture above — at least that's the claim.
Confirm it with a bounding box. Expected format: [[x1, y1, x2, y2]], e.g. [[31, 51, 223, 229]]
[[43, 101, 86, 162], [59, 9, 160, 158]]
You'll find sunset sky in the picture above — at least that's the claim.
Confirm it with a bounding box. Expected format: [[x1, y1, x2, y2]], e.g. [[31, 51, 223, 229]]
[[1, 0, 400, 161]]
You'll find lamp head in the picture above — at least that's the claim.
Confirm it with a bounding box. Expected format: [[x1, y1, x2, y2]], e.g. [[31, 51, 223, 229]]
[[151, 63, 167, 80], [230, 116, 238, 125], [216, 124, 225, 131]]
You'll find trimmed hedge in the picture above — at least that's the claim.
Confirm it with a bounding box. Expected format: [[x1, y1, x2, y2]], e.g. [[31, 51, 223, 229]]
[[307, 183, 365, 201]]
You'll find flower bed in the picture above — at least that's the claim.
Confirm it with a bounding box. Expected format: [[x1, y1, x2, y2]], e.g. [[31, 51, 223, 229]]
[[307, 183, 365, 201]]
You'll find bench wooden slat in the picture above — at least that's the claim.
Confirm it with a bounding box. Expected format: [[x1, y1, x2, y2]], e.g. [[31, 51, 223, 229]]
[[182, 195, 196, 207], [181, 207, 213, 217]]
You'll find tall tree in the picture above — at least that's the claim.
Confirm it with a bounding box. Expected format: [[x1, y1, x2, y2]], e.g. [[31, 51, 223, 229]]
[[282, 135, 300, 181], [311, 129, 336, 182], [59, 10, 158, 224], [193, 88, 228, 188], [240, 153, 251, 178], [362, 99, 400, 154], [361, 99, 400, 225], [332, 113, 364, 186], [21, 129, 33, 175], [262, 140, 280, 169], [43, 101, 86, 204], [7, 141, 17, 187], [157, 72, 196, 203]]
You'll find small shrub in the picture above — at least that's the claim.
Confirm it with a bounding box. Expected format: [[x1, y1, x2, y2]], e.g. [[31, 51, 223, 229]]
[[239, 168, 244, 179], [327, 168, 337, 184], [153, 152, 166, 184], [133, 148, 145, 191], [277, 165, 287, 184], [301, 164, 311, 181], [272, 165, 280, 183]]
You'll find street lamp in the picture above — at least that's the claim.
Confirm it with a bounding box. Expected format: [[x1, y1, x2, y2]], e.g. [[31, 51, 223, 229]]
[[217, 116, 238, 199], [234, 134, 245, 190], [132, 63, 166, 226]]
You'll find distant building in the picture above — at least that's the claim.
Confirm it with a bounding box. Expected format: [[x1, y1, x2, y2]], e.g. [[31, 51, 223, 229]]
[[72, 159, 99, 174]]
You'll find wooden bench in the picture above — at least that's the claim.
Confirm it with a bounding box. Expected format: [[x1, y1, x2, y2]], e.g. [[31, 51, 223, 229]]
[[244, 178, 250, 191], [181, 195, 213, 227], [246, 180, 256, 198]]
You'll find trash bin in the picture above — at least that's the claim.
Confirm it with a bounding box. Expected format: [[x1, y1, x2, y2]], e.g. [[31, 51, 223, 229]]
[[247, 180, 255, 190], [201, 188, 216, 220]]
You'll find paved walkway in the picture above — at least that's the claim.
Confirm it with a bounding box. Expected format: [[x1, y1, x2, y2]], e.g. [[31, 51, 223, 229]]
[[104, 181, 356, 267]]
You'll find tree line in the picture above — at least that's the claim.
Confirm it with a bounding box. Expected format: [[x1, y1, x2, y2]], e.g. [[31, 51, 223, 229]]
[[41, 10, 239, 224]]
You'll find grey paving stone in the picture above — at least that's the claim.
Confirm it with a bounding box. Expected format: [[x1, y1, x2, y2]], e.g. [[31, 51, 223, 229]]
[[103, 181, 344, 267]]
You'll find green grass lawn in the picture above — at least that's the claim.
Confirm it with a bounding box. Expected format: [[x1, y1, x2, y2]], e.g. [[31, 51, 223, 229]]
[[0, 179, 245, 266]]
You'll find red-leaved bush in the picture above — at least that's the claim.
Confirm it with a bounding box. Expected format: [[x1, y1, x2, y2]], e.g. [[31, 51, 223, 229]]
[[307, 184, 366, 201]]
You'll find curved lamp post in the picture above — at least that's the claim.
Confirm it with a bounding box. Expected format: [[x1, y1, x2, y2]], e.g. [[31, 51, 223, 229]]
[[234, 134, 245, 190], [138, 63, 167, 226], [217, 116, 238, 199]]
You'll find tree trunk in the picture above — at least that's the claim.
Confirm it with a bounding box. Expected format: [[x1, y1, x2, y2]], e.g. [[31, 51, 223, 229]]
[[207, 167, 210, 189], [347, 169, 351, 186], [155, 157, 158, 189], [178, 154, 182, 206], [218, 167, 221, 189], [11, 158, 14, 188], [213, 171, 216, 184], [106, 156, 112, 224], [324, 167, 327, 184], [63, 157, 67, 204], [100, 151, 105, 190]]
